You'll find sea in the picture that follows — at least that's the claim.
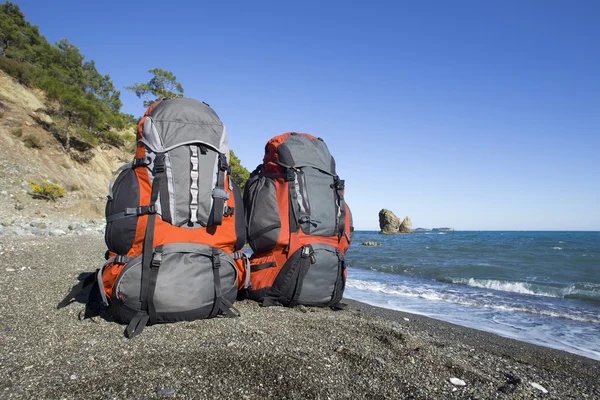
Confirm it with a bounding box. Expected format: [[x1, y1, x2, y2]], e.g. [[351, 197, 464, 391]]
[[344, 231, 600, 361]]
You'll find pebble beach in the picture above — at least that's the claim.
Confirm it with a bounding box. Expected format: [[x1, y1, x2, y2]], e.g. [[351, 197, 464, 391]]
[[1, 234, 599, 399]]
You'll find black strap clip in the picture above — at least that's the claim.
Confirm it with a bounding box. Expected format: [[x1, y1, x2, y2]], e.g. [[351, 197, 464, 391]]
[[146, 204, 156, 214], [224, 206, 235, 216], [218, 155, 228, 171], [114, 255, 129, 264], [133, 157, 151, 167], [287, 169, 295, 182]]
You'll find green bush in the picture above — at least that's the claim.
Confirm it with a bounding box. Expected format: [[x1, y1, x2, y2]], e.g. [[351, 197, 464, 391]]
[[0, 57, 33, 86], [11, 128, 22, 137], [28, 178, 64, 201], [100, 130, 125, 147], [23, 134, 42, 148]]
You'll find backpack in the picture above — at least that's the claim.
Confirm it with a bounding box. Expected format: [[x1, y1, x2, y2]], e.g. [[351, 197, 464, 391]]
[[58, 98, 248, 338], [242, 132, 353, 308]]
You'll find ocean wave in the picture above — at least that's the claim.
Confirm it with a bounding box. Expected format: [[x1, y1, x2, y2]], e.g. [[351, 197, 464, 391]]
[[453, 278, 540, 296], [346, 279, 600, 324], [553, 247, 563, 250], [450, 278, 600, 302]]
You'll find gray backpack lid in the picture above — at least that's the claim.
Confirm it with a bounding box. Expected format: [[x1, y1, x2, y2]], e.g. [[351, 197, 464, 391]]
[[140, 98, 230, 157], [273, 133, 336, 174]]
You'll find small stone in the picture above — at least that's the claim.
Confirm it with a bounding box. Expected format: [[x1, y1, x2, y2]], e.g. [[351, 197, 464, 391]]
[[530, 382, 548, 393], [5, 268, 16, 272], [227, 341, 235, 347], [297, 305, 308, 313], [70, 374, 77, 380], [0, 191, 7, 196], [336, 346, 344, 353], [37, 223, 47, 229], [157, 388, 176, 395], [35, 210, 40, 214], [24, 365, 33, 371], [41, 213, 47, 218], [49, 229, 65, 236], [449, 378, 466, 386], [403, 317, 410, 322]]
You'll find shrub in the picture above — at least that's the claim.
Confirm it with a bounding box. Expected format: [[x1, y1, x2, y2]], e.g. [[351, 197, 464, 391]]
[[23, 134, 42, 148], [11, 128, 22, 137], [99, 130, 125, 147], [0, 109, 4, 119], [0, 57, 33, 86], [28, 179, 64, 201], [69, 150, 94, 163]]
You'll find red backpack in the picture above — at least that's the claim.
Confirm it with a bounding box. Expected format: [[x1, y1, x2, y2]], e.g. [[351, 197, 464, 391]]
[[243, 132, 353, 308]]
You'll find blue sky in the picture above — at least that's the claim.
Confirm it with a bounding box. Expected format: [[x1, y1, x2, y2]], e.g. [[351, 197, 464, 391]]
[[15, 0, 600, 230]]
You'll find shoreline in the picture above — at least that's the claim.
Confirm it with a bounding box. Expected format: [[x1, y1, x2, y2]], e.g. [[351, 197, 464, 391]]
[[1, 234, 599, 399]]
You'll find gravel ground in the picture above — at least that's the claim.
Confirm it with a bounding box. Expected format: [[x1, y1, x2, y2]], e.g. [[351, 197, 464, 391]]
[[0, 235, 599, 399]]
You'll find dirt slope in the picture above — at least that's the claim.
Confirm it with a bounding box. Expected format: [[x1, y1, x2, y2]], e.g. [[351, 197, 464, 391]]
[[0, 70, 131, 228]]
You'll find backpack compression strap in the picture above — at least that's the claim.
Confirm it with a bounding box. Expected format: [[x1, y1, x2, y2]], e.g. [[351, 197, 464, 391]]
[[126, 153, 165, 339], [210, 154, 229, 226]]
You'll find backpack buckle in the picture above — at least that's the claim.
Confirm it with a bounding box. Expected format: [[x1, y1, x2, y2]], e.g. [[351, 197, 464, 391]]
[[151, 252, 163, 268], [224, 206, 234, 216], [146, 205, 157, 214], [218, 155, 228, 171], [114, 255, 129, 264], [212, 188, 230, 200], [286, 169, 295, 182]]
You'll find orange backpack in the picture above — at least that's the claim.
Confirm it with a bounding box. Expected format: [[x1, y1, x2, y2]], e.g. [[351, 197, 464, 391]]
[[58, 98, 248, 338], [243, 132, 353, 308]]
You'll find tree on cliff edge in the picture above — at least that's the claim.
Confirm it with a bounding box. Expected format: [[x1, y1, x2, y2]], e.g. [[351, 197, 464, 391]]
[[126, 68, 184, 107]]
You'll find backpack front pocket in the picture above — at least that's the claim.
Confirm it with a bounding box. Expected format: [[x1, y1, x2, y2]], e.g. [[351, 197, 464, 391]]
[[112, 243, 238, 323], [246, 177, 281, 253]]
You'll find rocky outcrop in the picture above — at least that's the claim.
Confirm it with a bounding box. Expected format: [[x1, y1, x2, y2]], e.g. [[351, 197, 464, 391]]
[[399, 216, 412, 233], [379, 209, 400, 234], [362, 241, 382, 246]]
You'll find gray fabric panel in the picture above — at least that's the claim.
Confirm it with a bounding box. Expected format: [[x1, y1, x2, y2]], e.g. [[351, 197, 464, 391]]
[[297, 244, 340, 304], [164, 151, 176, 223], [247, 177, 281, 253], [169, 146, 192, 226], [141, 117, 165, 153], [153, 252, 232, 313], [148, 98, 225, 152], [279, 135, 335, 174], [167, 146, 217, 226], [301, 167, 336, 237], [198, 150, 218, 226]]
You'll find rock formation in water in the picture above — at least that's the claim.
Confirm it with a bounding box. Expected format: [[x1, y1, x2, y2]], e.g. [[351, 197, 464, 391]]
[[399, 216, 412, 233], [379, 209, 400, 234]]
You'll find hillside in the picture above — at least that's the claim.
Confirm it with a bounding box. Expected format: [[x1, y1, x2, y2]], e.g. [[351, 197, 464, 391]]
[[0, 70, 130, 236]]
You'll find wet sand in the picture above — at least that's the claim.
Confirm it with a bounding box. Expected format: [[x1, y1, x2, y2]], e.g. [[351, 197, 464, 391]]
[[0, 234, 598, 399]]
